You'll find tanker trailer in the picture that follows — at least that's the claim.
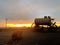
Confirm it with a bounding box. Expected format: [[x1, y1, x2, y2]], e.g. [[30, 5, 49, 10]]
[[34, 16, 54, 26], [33, 16, 57, 32], [35, 18, 51, 26]]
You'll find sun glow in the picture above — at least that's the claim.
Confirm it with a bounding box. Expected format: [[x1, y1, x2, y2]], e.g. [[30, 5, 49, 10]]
[[56, 24, 60, 26], [7, 22, 60, 27], [7, 24, 32, 27], [56, 22, 60, 26]]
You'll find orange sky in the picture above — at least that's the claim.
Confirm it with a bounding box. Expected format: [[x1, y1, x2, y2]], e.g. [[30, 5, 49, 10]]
[[0, 21, 33, 27], [7, 21, 60, 27], [7, 24, 32, 27], [0, 21, 60, 27], [7, 22, 33, 27]]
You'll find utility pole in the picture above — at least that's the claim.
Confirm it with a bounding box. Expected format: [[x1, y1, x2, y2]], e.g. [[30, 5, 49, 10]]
[[5, 18, 8, 29]]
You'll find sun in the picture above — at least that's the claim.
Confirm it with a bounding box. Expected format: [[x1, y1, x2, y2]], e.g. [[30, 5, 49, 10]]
[[15, 24, 24, 27], [15, 24, 32, 27]]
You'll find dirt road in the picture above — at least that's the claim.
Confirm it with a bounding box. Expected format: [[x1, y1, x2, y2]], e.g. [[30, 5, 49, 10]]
[[0, 28, 60, 45]]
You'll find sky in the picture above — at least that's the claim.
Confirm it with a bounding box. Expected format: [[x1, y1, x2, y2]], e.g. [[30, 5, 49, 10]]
[[0, 0, 60, 26]]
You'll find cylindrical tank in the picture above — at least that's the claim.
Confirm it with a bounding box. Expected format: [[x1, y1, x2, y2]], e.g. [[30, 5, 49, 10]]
[[34, 18, 51, 26]]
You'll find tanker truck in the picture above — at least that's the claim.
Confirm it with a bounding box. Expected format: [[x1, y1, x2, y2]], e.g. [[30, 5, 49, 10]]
[[32, 16, 58, 32]]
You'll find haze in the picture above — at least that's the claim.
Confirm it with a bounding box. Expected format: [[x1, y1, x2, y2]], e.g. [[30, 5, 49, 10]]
[[0, 0, 60, 27]]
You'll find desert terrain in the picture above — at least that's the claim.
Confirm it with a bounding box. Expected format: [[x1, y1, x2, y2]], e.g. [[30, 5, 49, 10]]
[[0, 27, 60, 45]]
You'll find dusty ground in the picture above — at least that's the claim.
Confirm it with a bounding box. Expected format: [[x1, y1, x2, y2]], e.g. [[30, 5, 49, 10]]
[[0, 27, 60, 45]]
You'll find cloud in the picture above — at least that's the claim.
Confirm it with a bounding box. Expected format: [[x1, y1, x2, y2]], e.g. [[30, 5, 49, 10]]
[[0, 0, 39, 21], [0, 0, 60, 23]]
